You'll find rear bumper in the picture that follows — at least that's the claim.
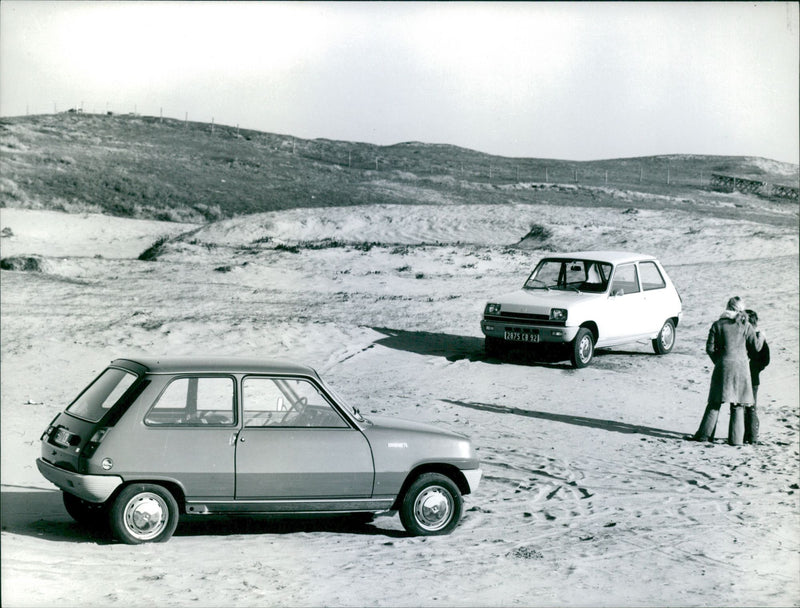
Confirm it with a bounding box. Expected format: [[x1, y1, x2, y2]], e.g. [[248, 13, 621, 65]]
[[481, 319, 579, 343], [36, 458, 122, 503]]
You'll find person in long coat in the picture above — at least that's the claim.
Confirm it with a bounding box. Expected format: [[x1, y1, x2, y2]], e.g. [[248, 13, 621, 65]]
[[689, 296, 765, 444]]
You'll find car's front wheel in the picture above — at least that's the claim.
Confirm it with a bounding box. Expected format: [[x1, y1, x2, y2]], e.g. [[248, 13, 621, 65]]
[[63, 491, 108, 526], [399, 473, 463, 536], [652, 319, 676, 354], [109, 484, 179, 544], [570, 327, 594, 368]]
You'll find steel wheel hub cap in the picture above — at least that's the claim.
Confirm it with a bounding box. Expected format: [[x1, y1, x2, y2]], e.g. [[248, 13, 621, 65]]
[[124, 493, 167, 540], [414, 486, 453, 531], [662, 325, 674, 348], [579, 337, 592, 361]]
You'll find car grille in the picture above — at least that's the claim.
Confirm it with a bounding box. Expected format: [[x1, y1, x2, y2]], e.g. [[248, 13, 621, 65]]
[[484, 312, 566, 327]]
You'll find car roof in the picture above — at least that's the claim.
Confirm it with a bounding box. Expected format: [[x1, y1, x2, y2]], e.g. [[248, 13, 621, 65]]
[[110, 356, 320, 377], [542, 251, 657, 265]]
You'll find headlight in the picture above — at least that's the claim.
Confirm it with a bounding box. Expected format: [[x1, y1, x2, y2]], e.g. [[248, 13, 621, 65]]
[[550, 308, 567, 321], [485, 303, 501, 315]]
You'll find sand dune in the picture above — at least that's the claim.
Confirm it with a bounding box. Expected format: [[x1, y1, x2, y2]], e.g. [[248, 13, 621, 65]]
[[1, 200, 798, 607]]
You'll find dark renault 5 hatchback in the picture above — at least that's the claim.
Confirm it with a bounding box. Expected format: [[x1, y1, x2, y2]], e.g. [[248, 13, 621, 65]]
[[37, 357, 482, 543]]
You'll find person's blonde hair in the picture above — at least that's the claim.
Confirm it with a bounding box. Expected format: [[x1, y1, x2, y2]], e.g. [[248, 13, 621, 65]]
[[726, 296, 745, 312]]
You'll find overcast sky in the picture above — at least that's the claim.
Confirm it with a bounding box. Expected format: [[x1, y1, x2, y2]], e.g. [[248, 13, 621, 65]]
[[1, 1, 798, 163]]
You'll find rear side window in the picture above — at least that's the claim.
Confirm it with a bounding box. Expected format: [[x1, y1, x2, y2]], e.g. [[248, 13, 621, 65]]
[[639, 261, 666, 291], [145, 376, 235, 426], [66, 367, 138, 422]]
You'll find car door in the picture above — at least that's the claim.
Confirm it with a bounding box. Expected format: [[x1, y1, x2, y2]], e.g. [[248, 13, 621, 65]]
[[138, 375, 237, 499], [235, 376, 374, 500], [604, 262, 647, 341], [637, 260, 672, 333]]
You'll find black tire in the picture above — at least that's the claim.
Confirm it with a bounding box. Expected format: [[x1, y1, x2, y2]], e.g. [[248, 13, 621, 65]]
[[485, 336, 504, 358], [63, 491, 108, 526], [570, 327, 594, 368], [652, 319, 676, 355], [109, 484, 179, 544], [399, 473, 463, 536]]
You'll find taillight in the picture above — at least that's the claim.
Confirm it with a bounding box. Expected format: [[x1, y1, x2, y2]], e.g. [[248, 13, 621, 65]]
[[40, 414, 60, 441], [81, 428, 109, 458]]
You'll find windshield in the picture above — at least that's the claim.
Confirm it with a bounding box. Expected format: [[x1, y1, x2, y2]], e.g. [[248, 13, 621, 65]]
[[524, 259, 612, 293], [66, 367, 138, 422], [320, 380, 367, 423]]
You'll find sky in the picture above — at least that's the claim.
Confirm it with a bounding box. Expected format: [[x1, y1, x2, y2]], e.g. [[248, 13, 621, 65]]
[[1, 1, 798, 164]]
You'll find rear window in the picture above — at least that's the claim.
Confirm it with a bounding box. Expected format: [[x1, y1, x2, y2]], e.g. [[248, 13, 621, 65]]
[[66, 367, 138, 422]]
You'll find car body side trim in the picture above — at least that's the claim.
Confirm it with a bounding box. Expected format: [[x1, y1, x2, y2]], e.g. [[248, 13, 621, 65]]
[[185, 497, 395, 513]]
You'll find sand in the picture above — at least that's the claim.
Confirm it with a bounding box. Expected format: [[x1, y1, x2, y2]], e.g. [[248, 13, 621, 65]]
[[1, 200, 798, 607]]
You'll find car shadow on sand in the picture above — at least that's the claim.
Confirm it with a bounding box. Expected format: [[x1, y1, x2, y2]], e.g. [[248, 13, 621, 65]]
[[440, 399, 686, 440], [175, 512, 407, 539], [370, 327, 574, 368], [370, 327, 660, 369], [0, 486, 115, 544], [0, 486, 406, 543]]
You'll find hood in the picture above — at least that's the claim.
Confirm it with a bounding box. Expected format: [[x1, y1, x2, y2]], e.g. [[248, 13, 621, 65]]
[[362, 414, 465, 439], [494, 288, 600, 315]]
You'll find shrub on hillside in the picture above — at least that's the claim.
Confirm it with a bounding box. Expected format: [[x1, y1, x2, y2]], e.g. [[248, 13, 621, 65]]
[[138, 236, 169, 261], [0, 255, 47, 272]]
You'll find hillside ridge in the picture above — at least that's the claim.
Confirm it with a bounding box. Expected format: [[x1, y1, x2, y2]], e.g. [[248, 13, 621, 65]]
[[1, 112, 797, 224]]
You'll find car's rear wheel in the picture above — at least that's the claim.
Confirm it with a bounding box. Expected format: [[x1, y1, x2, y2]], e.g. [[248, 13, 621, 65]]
[[109, 484, 179, 544], [570, 327, 594, 368], [399, 473, 463, 536], [652, 319, 676, 354], [63, 491, 108, 526]]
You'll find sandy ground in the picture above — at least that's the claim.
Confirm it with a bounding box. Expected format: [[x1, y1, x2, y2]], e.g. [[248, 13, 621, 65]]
[[0, 201, 798, 607]]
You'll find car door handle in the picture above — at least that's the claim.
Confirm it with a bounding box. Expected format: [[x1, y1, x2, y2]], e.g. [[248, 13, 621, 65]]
[[229, 433, 240, 446]]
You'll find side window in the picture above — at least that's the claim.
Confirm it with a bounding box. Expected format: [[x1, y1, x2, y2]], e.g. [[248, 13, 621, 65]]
[[145, 377, 235, 426], [243, 377, 349, 428], [639, 261, 666, 291], [610, 263, 640, 296]]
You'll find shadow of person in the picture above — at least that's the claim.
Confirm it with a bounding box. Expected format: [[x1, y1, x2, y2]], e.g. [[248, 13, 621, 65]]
[[440, 399, 686, 440]]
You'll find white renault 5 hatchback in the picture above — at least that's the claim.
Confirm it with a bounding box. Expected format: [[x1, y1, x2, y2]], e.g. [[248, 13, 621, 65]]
[[481, 251, 682, 368]]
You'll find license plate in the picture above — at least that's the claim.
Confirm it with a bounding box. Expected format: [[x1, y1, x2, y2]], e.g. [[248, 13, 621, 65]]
[[53, 428, 72, 447], [504, 330, 540, 343]]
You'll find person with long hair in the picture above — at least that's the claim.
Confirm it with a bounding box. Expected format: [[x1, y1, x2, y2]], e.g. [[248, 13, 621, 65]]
[[688, 296, 765, 445]]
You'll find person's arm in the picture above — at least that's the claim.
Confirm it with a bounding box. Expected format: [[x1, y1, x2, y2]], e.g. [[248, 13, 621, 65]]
[[759, 340, 770, 369], [706, 324, 719, 363]]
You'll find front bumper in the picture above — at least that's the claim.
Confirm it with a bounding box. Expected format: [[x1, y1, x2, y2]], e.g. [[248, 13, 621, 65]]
[[36, 458, 122, 503], [481, 319, 580, 343], [462, 468, 482, 493]]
